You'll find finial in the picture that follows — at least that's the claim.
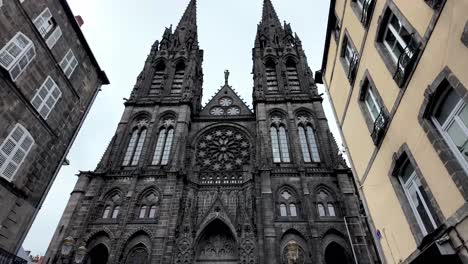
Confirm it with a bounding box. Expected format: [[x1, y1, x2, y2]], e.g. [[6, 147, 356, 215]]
[[224, 70, 230, 85]]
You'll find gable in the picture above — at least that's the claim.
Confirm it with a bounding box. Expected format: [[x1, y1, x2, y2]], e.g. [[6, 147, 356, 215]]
[[199, 84, 253, 117]]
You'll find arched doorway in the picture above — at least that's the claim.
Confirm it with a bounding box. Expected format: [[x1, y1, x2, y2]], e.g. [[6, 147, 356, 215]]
[[125, 244, 149, 264], [195, 219, 238, 264], [324, 242, 348, 264], [86, 244, 109, 264]]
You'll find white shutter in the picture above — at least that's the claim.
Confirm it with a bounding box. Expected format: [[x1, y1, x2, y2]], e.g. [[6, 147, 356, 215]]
[[31, 76, 62, 119], [0, 124, 34, 181], [46, 27, 62, 48], [60, 50, 78, 78], [34, 8, 53, 37]]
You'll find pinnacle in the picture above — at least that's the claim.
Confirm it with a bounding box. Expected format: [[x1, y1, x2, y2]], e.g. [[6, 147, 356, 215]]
[[176, 0, 197, 30], [261, 0, 281, 26]]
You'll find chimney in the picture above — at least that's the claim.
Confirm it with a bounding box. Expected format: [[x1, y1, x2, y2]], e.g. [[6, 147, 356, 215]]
[[75, 15, 84, 27]]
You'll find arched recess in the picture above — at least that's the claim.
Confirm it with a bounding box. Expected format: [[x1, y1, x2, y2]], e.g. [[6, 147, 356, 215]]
[[135, 187, 161, 219], [149, 61, 166, 95], [172, 60, 186, 94], [119, 231, 152, 264], [280, 229, 311, 264], [322, 229, 353, 264], [285, 57, 300, 91], [265, 58, 279, 92], [195, 219, 238, 263], [276, 185, 302, 218], [85, 231, 111, 264]]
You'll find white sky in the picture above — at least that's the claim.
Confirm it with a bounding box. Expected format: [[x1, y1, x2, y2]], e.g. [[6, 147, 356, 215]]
[[23, 0, 338, 256]]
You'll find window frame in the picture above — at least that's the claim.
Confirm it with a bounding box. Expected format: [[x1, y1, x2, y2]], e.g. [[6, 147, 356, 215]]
[[375, 3, 422, 88], [389, 145, 443, 244], [350, 0, 375, 27], [60, 49, 78, 78], [0, 123, 35, 181], [0, 32, 36, 81], [340, 31, 359, 83], [398, 161, 437, 236], [431, 90, 468, 174], [31, 76, 62, 119]]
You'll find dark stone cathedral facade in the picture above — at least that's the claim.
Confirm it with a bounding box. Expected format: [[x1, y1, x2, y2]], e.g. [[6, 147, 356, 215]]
[[44, 1, 379, 263]]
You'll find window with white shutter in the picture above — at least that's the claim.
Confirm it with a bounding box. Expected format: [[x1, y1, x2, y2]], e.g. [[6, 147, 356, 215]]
[[60, 49, 78, 78], [0, 32, 36, 81], [31, 76, 62, 119], [0, 124, 35, 181], [34, 8, 62, 49]]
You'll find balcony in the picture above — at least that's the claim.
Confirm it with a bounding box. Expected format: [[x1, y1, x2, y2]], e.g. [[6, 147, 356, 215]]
[[371, 111, 389, 146], [0, 247, 27, 264]]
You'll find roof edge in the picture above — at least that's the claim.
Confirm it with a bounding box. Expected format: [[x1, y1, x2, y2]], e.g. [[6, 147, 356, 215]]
[[320, 0, 336, 73], [59, 0, 110, 85]]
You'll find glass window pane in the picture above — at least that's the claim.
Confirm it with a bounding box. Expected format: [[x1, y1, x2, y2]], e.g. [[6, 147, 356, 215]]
[[318, 203, 326, 217], [459, 105, 468, 127], [112, 206, 120, 219], [435, 89, 460, 125], [271, 127, 281, 163], [152, 129, 166, 165], [306, 126, 320, 162], [328, 203, 336, 216], [280, 203, 287, 216], [279, 127, 290, 162], [400, 161, 414, 184], [103, 206, 111, 219], [290, 203, 297, 217], [139, 206, 147, 218], [298, 127, 311, 162], [123, 130, 139, 165], [161, 129, 174, 165], [446, 121, 468, 161], [408, 181, 436, 235], [149, 206, 157, 218]]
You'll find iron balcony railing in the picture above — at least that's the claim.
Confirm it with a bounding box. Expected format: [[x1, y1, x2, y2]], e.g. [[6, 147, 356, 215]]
[[360, 0, 375, 27], [0, 247, 27, 264], [393, 34, 419, 87], [371, 110, 388, 146]]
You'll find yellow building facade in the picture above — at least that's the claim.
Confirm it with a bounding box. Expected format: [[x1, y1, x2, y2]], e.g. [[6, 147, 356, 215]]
[[320, 0, 468, 263]]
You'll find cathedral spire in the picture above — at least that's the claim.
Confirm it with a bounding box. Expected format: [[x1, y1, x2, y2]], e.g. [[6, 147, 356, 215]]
[[175, 0, 197, 34], [261, 0, 281, 27]]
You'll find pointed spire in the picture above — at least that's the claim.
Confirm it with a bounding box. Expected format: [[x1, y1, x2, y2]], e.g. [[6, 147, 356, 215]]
[[261, 0, 281, 26], [176, 0, 197, 30]]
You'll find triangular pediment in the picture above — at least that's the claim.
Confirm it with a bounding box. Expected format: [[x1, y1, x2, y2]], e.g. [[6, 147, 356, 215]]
[[199, 83, 253, 117]]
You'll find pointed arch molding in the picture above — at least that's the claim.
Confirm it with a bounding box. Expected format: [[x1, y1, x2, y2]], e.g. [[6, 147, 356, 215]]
[[195, 210, 239, 244], [121, 227, 154, 242], [83, 228, 115, 243]]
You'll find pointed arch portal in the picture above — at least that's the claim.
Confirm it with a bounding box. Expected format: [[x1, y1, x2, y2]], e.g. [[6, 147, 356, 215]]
[[86, 244, 109, 264], [195, 219, 238, 263], [325, 242, 349, 264]]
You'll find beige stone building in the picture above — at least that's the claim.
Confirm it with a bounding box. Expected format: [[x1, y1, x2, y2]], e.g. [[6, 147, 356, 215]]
[[319, 0, 468, 263]]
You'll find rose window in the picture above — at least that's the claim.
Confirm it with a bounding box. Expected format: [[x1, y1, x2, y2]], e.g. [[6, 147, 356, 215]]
[[197, 128, 250, 171]]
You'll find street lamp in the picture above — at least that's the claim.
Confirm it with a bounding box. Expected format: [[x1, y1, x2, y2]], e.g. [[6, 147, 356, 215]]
[[61, 237, 75, 264], [74, 246, 87, 264]]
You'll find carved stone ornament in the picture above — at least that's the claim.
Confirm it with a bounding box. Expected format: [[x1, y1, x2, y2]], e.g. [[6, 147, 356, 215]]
[[197, 128, 250, 171], [282, 241, 305, 264]]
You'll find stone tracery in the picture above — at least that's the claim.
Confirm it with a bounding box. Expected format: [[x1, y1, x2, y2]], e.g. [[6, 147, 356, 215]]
[[196, 127, 250, 171]]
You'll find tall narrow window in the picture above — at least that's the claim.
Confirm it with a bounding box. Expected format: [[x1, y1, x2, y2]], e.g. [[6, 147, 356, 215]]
[[298, 127, 311, 163], [433, 88, 468, 168], [306, 126, 320, 162], [152, 118, 175, 165], [149, 205, 157, 218], [341, 35, 358, 81], [123, 129, 139, 166], [149, 63, 165, 95], [265, 60, 278, 92], [398, 160, 437, 235], [131, 129, 147, 166], [111, 206, 120, 219], [363, 83, 381, 122], [297, 115, 321, 163], [33, 8, 62, 49], [270, 127, 281, 163], [139, 206, 147, 218], [102, 206, 111, 219], [172, 62, 185, 94], [290, 203, 297, 217], [0, 32, 36, 81], [328, 203, 336, 216], [123, 120, 148, 166], [383, 13, 413, 64], [318, 203, 326, 217], [31, 76, 62, 119], [271, 116, 290, 163], [280, 203, 287, 216], [0, 124, 34, 181], [286, 59, 300, 91], [278, 127, 290, 162], [60, 49, 78, 78]]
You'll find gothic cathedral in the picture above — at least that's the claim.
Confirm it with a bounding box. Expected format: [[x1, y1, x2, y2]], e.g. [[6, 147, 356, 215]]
[[45, 1, 379, 263]]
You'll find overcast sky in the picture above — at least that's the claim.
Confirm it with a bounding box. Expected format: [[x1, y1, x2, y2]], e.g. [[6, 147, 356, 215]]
[[22, 0, 335, 256]]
